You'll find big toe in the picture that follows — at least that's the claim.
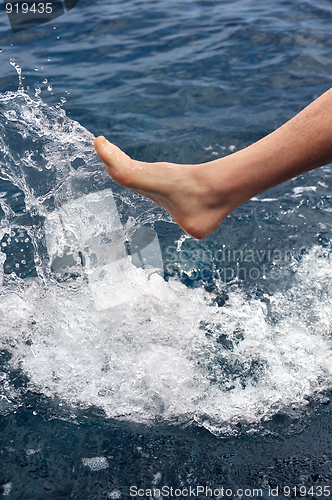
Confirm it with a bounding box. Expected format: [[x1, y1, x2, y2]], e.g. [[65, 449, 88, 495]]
[[94, 136, 133, 186], [94, 136, 126, 165]]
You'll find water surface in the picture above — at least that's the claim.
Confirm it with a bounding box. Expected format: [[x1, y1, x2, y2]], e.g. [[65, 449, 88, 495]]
[[1, 0, 332, 498]]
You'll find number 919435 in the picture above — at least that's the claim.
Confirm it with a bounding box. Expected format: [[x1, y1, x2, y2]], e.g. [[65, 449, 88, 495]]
[[6, 3, 53, 14]]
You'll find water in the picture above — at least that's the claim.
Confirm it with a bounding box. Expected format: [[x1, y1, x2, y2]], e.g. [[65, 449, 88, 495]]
[[1, 0, 332, 498]]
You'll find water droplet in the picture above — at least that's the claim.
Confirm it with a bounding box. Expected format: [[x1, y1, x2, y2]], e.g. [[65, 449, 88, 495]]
[[47, 57, 51, 62], [60, 97, 66, 104], [53, 26, 56, 29], [9, 60, 23, 90], [47, 85, 52, 91], [0, 49, 3, 53], [42, 79, 48, 84], [35, 67, 39, 71], [56, 36, 60, 40]]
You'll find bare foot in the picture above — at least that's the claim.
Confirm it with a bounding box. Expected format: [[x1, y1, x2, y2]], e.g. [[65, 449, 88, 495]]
[[94, 90, 332, 238], [94, 136, 245, 239]]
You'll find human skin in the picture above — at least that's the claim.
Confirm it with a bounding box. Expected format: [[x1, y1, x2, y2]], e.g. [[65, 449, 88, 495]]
[[94, 87, 332, 239]]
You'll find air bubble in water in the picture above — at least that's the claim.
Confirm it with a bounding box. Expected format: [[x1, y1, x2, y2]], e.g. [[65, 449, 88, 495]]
[[47, 85, 52, 91], [42, 79, 48, 84]]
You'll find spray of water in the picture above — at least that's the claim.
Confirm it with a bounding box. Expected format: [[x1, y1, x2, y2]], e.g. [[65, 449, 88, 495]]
[[0, 89, 332, 437]]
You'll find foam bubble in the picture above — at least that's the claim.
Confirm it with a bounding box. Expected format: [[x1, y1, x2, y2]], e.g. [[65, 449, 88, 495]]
[[2, 483, 12, 496], [292, 186, 317, 196], [108, 490, 121, 499], [82, 457, 109, 471]]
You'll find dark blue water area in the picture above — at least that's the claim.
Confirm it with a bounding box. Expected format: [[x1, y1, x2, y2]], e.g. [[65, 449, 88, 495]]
[[1, 0, 332, 498]]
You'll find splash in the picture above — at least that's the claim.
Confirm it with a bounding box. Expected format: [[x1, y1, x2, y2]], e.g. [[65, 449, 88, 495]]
[[0, 91, 332, 437]]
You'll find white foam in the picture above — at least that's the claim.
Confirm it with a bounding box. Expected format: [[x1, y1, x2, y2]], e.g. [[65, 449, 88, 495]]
[[251, 197, 278, 202], [292, 186, 317, 195], [108, 491, 122, 499], [82, 457, 109, 471], [26, 448, 41, 456], [2, 483, 12, 496], [1, 246, 332, 436]]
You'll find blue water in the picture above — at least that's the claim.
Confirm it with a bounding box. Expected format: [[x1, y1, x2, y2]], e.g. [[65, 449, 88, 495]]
[[1, 0, 332, 498]]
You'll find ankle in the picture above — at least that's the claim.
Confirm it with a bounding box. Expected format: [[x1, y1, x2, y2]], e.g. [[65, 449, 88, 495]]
[[196, 154, 249, 214]]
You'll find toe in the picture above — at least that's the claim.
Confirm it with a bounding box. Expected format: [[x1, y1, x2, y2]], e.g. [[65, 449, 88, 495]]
[[94, 136, 134, 186], [94, 136, 127, 167]]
